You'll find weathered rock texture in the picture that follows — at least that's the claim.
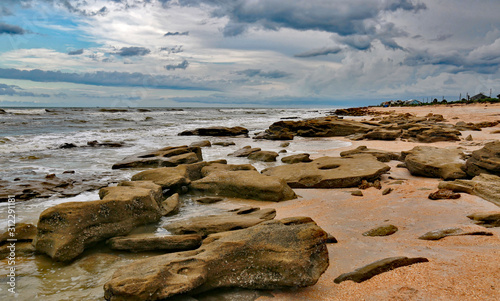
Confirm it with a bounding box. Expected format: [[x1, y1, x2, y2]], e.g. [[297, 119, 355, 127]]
[[131, 163, 206, 192], [190, 170, 296, 202], [179, 126, 249, 137], [247, 151, 279, 162], [438, 174, 500, 207], [34, 184, 162, 261], [228, 146, 261, 157], [465, 140, 500, 177], [262, 155, 390, 188], [334, 257, 429, 284], [362, 224, 398, 237], [165, 207, 276, 236], [0, 223, 37, 255], [112, 145, 202, 169], [402, 146, 467, 180], [104, 217, 329, 300], [107, 234, 202, 252], [340, 146, 400, 162]]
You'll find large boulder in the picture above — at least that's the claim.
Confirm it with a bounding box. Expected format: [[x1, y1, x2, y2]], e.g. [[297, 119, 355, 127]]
[[438, 173, 500, 207], [165, 207, 276, 236], [131, 162, 207, 192], [112, 145, 202, 169], [262, 155, 390, 188], [34, 185, 162, 261], [402, 146, 467, 180], [190, 170, 297, 202], [465, 140, 500, 177], [104, 217, 329, 300], [107, 233, 202, 252], [179, 126, 249, 137], [340, 146, 400, 162]]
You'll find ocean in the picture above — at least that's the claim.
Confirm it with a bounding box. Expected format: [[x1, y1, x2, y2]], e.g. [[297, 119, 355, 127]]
[[0, 107, 351, 300]]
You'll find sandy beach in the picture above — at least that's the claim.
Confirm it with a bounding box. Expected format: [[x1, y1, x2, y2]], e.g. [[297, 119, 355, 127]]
[[241, 103, 500, 300]]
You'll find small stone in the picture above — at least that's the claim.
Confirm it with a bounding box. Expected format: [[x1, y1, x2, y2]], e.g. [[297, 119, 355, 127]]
[[351, 190, 363, 196], [280, 142, 290, 147], [428, 189, 461, 200], [279, 149, 287, 153], [382, 187, 393, 195], [45, 174, 56, 179], [363, 224, 398, 237], [465, 134, 473, 141]]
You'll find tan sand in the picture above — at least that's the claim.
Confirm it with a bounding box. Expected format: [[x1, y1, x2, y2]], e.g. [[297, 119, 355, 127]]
[[217, 104, 500, 300]]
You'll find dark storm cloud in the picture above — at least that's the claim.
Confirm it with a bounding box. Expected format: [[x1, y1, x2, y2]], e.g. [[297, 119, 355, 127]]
[[165, 60, 189, 70], [0, 83, 50, 97], [115, 46, 151, 57], [235, 69, 290, 78], [164, 31, 189, 36], [68, 49, 84, 55], [0, 23, 26, 35], [0, 68, 217, 90], [294, 47, 342, 58]]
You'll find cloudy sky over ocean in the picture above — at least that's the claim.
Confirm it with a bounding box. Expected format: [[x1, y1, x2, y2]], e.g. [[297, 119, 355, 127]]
[[0, 0, 499, 107]]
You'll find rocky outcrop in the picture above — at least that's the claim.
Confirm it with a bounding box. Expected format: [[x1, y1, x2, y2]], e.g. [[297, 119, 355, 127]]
[[228, 146, 261, 157], [165, 207, 276, 236], [465, 140, 500, 177], [179, 126, 249, 137], [281, 153, 313, 164], [402, 146, 467, 180], [112, 145, 203, 169], [104, 217, 329, 300], [247, 150, 279, 162], [340, 146, 400, 162], [467, 211, 500, 227], [34, 184, 162, 261], [418, 228, 492, 240], [262, 155, 390, 188], [107, 234, 202, 252], [334, 257, 429, 284], [190, 170, 296, 202], [438, 174, 500, 207]]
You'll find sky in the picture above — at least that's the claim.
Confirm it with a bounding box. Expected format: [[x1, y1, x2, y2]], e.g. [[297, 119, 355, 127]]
[[0, 0, 499, 107]]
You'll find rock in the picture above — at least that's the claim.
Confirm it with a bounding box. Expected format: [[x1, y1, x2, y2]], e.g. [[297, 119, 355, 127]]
[[191, 170, 296, 202], [201, 163, 257, 177], [107, 234, 202, 252], [358, 179, 381, 190], [403, 146, 467, 180], [467, 211, 500, 227], [362, 224, 398, 236], [0, 223, 37, 245], [34, 184, 162, 261], [351, 190, 363, 196], [362, 129, 401, 140], [179, 126, 249, 137], [254, 130, 295, 140], [465, 134, 473, 141], [418, 227, 493, 240], [228, 146, 261, 157], [190, 140, 212, 147], [104, 217, 329, 300], [382, 187, 393, 195], [279, 149, 287, 153], [334, 256, 429, 284], [415, 127, 461, 143], [465, 140, 500, 177], [131, 163, 206, 192], [195, 196, 224, 204], [334, 107, 374, 116], [340, 146, 400, 162], [213, 141, 235, 147], [165, 207, 276, 236], [325, 233, 338, 243], [281, 153, 312, 164], [0, 108, 6, 114], [59, 143, 77, 149], [247, 151, 279, 162], [87, 140, 125, 147], [0, 241, 35, 256], [262, 155, 390, 188], [112, 145, 203, 169], [438, 174, 500, 207], [99, 108, 128, 112], [428, 189, 461, 200], [280, 142, 290, 147], [161, 193, 180, 216]]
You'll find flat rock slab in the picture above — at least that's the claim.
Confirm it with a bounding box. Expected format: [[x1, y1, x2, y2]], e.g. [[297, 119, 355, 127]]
[[281, 153, 312, 164], [466, 140, 500, 176], [201, 163, 257, 177], [439, 174, 500, 207], [262, 155, 390, 188], [107, 234, 202, 252], [247, 151, 279, 162], [104, 217, 329, 300], [334, 256, 429, 284], [112, 145, 202, 169], [164, 207, 276, 236], [190, 170, 297, 202], [418, 227, 493, 240], [403, 146, 467, 180], [340, 146, 400, 162], [467, 211, 500, 227]]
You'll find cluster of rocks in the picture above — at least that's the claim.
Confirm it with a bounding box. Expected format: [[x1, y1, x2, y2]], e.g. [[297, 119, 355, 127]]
[[59, 140, 126, 149]]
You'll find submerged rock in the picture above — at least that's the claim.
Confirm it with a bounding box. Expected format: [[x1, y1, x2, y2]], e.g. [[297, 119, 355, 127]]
[[262, 155, 390, 188], [104, 217, 329, 300], [112, 145, 202, 169], [165, 207, 276, 236], [334, 256, 429, 284], [402, 146, 467, 180]]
